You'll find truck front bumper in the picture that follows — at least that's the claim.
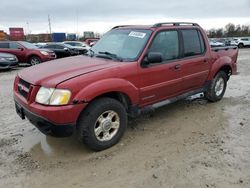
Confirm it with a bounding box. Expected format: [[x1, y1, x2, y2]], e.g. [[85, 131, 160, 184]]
[[15, 100, 75, 137]]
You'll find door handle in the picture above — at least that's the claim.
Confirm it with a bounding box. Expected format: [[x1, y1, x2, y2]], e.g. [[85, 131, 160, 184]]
[[204, 59, 209, 64], [170, 64, 181, 71], [174, 64, 181, 70]]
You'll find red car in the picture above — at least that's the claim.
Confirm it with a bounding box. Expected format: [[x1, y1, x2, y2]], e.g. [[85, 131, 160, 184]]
[[14, 22, 238, 151], [0, 41, 56, 65], [84, 38, 99, 46]]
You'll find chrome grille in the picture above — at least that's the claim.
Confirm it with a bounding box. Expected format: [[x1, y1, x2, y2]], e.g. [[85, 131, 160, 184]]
[[18, 78, 31, 100]]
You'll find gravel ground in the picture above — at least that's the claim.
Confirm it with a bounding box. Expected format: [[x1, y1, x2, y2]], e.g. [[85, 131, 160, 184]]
[[0, 49, 250, 188]]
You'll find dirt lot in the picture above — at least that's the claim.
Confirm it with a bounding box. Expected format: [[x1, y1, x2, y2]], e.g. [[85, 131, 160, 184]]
[[0, 49, 250, 188]]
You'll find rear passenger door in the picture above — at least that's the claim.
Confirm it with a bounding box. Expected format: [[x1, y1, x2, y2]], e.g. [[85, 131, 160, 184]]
[[8, 42, 26, 62], [178, 29, 210, 92], [0, 42, 25, 62]]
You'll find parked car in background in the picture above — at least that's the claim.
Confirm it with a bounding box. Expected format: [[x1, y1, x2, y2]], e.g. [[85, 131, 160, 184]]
[[209, 39, 224, 47], [14, 22, 238, 151], [84, 38, 99, 46], [0, 41, 56, 65], [41, 43, 79, 58], [232, 38, 250, 48], [0, 52, 18, 70], [34, 43, 47, 48], [230, 38, 240, 46], [63, 41, 90, 54]]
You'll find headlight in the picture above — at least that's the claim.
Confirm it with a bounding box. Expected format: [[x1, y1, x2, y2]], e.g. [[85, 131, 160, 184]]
[[40, 50, 49, 56], [50, 89, 71, 105], [35, 87, 71, 105]]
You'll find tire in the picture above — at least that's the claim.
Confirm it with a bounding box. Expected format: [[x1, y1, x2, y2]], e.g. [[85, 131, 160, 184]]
[[238, 43, 244, 48], [205, 71, 227, 102], [77, 97, 127, 151], [29, 56, 41, 65]]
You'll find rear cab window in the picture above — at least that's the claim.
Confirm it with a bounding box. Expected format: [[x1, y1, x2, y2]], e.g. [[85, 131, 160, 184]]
[[181, 29, 206, 57]]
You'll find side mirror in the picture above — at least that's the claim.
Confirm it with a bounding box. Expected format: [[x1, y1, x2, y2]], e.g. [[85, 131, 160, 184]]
[[147, 52, 163, 64], [64, 48, 69, 51], [18, 47, 24, 51]]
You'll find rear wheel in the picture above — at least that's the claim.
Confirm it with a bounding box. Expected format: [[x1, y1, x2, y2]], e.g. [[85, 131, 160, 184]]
[[77, 97, 127, 151], [205, 71, 227, 102], [29, 56, 41, 65]]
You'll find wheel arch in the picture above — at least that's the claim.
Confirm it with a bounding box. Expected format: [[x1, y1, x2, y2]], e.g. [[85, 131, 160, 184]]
[[208, 56, 233, 80], [74, 78, 139, 124]]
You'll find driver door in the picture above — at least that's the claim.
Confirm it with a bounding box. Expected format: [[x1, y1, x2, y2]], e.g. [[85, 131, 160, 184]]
[[138, 30, 183, 106]]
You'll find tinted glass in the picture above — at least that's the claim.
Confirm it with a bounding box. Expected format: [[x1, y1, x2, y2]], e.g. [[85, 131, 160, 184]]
[[56, 45, 64, 49], [0, 42, 9, 48], [182, 29, 205, 57], [45, 45, 54, 48], [148, 30, 179, 61], [65, 42, 75, 46]]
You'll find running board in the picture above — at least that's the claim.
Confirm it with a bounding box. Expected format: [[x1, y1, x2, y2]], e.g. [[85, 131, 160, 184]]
[[129, 87, 207, 118]]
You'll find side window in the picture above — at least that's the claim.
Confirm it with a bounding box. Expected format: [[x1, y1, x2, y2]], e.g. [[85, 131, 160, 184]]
[[46, 45, 55, 48], [148, 30, 179, 62], [0, 42, 10, 48], [182, 29, 205, 57], [57, 45, 64, 49], [9, 42, 20, 49]]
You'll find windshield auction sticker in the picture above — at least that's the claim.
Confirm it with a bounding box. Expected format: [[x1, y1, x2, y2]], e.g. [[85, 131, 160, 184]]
[[128, 31, 146, 38]]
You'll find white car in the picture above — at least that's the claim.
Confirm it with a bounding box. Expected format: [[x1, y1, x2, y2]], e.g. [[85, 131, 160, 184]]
[[63, 41, 90, 54], [209, 39, 224, 47], [232, 38, 250, 48]]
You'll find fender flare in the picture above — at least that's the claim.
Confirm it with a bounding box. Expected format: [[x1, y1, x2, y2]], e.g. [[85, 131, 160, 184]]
[[74, 78, 140, 104], [207, 56, 233, 80]]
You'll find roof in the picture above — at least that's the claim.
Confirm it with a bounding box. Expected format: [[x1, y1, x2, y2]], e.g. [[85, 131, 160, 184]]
[[112, 22, 200, 30]]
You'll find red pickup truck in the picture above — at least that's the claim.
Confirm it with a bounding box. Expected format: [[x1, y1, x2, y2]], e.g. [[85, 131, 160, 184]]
[[0, 41, 56, 65], [14, 22, 238, 151]]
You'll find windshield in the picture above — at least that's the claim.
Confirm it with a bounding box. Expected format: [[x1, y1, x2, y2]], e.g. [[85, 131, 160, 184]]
[[90, 29, 152, 61], [63, 44, 74, 48], [19, 41, 38, 49], [65, 42, 85, 47]]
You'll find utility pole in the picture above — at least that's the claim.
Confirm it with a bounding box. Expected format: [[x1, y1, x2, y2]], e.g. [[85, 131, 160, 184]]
[[26, 21, 30, 35], [76, 10, 79, 40], [48, 15, 52, 41]]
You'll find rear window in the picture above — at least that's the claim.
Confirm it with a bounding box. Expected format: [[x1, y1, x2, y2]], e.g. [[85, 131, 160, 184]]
[[181, 29, 205, 57], [0, 42, 9, 48]]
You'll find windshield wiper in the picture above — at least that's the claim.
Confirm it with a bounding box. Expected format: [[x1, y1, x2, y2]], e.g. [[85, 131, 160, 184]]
[[98, 51, 123, 62]]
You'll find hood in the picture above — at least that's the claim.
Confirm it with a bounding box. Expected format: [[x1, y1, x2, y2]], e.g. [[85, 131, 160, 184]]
[[18, 55, 119, 87], [0, 52, 16, 58]]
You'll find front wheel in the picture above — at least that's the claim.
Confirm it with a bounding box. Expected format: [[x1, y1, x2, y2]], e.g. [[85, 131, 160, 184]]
[[29, 56, 41, 65], [238, 43, 244, 48], [205, 71, 227, 102], [77, 97, 127, 151]]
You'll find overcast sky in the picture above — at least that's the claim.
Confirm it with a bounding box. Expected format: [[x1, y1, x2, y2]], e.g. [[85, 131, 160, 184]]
[[0, 0, 250, 35]]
